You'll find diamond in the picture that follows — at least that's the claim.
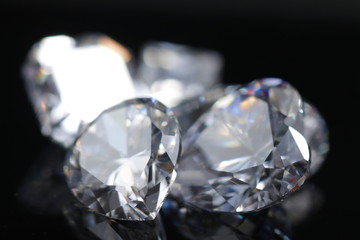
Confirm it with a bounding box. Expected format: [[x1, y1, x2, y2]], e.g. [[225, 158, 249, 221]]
[[171, 78, 310, 213], [138, 42, 223, 107], [302, 102, 329, 174], [64, 98, 181, 221], [22, 34, 137, 147]]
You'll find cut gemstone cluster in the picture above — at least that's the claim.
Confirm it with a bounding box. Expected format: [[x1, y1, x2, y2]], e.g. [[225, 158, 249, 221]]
[[22, 34, 329, 222]]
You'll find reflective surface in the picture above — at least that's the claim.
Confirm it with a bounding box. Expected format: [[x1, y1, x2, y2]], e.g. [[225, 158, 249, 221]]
[[172, 79, 310, 213], [19, 34, 330, 237], [6, 4, 358, 238], [302, 103, 329, 174], [64, 98, 181, 221], [22, 34, 137, 147]]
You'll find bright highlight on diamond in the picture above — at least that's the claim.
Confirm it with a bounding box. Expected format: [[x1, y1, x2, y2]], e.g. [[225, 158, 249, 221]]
[[22, 34, 137, 147], [302, 102, 329, 174], [22, 33, 329, 222], [172, 78, 310, 213], [64, 98, 181, 221]]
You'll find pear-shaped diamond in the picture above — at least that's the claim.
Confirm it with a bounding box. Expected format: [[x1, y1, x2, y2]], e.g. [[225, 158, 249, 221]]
[[171, 78, 310, 213], [64, 98, 181, 221]]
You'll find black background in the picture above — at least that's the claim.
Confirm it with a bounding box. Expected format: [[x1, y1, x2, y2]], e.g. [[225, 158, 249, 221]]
[[2, 0, 360, 239]]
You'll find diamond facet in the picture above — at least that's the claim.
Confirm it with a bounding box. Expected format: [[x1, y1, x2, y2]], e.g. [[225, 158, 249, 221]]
[[138, 42, 223, 107], [171, 78, 310, 213], [22, 34, 137, 147], [64, 98, 181, 221]]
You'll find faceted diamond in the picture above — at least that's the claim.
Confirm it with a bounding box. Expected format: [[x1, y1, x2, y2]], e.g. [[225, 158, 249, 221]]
[[138, 42, 223, 107], [22, 34, 137, 147], [302, 102, 329, 174], [64, 98, 181, 221], [171, 78, 310, 213]]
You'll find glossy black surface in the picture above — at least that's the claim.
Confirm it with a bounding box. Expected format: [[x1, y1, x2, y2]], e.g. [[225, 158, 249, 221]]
[[3, 1, 360, 239]]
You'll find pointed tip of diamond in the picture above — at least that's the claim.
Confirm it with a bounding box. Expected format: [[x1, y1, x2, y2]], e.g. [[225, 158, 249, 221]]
[[64, 98, 181, 221]]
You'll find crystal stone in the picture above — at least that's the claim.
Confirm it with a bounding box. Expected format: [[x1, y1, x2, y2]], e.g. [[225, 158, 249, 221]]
[[22, 34, 137, 147], [302, 102, 329, 174], [138, 42, 223, 108], [171, 78, 310, 213], [64, 98, 181, 221]]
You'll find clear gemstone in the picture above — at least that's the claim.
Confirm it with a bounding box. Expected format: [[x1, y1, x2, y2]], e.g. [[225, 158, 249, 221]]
[[64, 98, 181, 221], [171, 78, 310, 213], [22, 34, 137, 147], [138, 42, 223, 107], [302, 102, 329, 174]]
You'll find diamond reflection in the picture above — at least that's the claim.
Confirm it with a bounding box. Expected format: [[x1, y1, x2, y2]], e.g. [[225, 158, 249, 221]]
[[64, 200, 167, 240], [162, 197, 291, 240], [164, 183, 323, 240]]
